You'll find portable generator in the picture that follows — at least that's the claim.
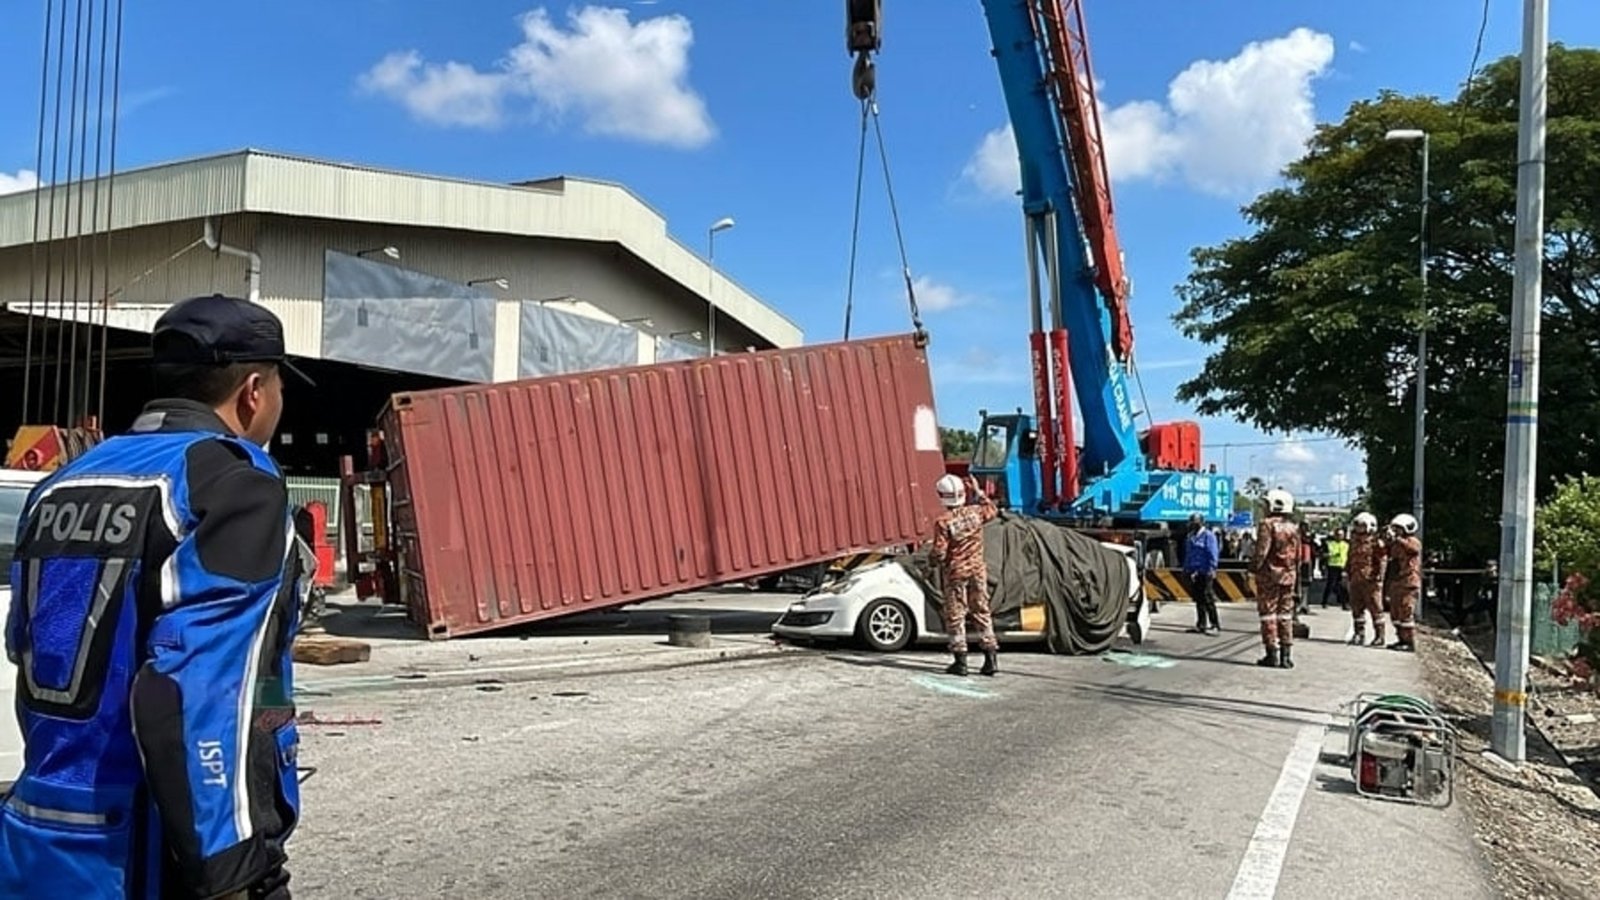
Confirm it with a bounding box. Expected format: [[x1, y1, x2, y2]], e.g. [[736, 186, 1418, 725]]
[[1343, 693, 1456, 807]]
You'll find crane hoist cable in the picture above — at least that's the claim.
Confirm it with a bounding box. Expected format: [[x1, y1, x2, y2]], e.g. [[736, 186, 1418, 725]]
[[841, 98, 870, 343], [841, 98, 927, 348], [843, 0, 926, 348]]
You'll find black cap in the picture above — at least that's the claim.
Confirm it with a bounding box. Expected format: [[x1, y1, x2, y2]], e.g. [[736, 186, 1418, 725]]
[[152, 294, 314, 385]]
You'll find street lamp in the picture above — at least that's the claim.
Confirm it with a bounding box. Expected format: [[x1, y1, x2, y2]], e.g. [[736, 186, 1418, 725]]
[[621, 317, 655, 329], [1385, 127, 1430, 546], [468, 277, 510, 290], [356, 246, 400, 260], [707, 217, 735, 358]]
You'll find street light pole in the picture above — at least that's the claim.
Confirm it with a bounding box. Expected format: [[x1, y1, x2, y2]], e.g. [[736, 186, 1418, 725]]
[[1492, 0, 1549, 764], [707, 217, 735, 357], [1385, 128, 1430, 549]]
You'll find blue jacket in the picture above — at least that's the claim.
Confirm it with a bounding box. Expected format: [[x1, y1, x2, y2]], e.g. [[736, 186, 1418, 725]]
[[1184, 528, 1220, 575], [1, 400, 302, 899]]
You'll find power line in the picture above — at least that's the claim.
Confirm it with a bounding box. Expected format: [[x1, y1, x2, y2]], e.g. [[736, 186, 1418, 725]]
[[1464, 0, 1491, 99]]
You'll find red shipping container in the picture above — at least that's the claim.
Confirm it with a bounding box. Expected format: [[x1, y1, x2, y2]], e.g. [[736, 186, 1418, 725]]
[[381, 334, 947, 639]]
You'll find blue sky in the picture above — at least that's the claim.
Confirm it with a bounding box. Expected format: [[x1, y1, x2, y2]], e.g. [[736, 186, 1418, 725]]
[[3, 0, 1597, 503]]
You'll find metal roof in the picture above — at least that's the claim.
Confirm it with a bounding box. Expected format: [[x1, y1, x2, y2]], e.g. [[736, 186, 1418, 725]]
[[0, 149, 801, 347]]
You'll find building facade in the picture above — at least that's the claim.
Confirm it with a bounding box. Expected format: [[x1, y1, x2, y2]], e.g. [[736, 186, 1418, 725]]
[[0, 150, 799, 473]]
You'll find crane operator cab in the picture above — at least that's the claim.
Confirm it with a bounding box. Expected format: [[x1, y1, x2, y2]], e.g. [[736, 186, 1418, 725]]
[[967, 409, 1052, 514]]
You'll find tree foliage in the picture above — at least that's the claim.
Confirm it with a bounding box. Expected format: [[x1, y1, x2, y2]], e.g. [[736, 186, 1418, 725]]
[[1175, 46, 1600, 561], [1536, 474, 1600, 576], [1538, 475, 1600, 675], [940, 427, 976, 460]]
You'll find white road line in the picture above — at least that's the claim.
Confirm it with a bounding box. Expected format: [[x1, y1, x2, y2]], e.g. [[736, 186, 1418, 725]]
[[1226, 723, 1328, 899]]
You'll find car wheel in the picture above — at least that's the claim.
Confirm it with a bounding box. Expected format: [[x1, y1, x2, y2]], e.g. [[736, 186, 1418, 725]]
[[858, 598, 914, 652], [1127, 620, 1144, 645]]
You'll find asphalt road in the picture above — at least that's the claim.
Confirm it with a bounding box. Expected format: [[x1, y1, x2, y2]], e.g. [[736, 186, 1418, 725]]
[[289, 603, 1494, 899]]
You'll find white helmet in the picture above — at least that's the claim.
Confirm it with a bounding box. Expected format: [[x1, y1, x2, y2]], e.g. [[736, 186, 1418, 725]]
[[936, 474, 966, 508], [1266, 488, 1295, 515], [1390, 513, 1418, 535], [1353, 512, 1379, 533]]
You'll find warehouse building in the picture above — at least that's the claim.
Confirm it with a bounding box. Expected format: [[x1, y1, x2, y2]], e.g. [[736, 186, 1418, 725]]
[[0, 149, 799, 474]]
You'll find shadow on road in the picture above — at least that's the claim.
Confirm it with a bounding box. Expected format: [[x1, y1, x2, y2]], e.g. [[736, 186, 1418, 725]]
[[320, 598, 785, 643], [1072, 682, 1335, 728]]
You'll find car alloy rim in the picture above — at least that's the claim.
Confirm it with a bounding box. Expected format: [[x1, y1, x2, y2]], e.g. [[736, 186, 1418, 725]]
[[870, 604, 905, 644]]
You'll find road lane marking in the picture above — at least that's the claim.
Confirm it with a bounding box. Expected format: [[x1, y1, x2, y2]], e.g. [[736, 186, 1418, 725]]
[[1227, 723, 1328, 899]]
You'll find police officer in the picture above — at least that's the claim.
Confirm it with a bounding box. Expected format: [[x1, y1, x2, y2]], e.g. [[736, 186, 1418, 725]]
[[1385, 513, 1423, 652], [1252, 489, 1302, 669], [1346, 513, 1387, 646], [2, 294, 311, 899], [930, 473, 998, 677], [1183, 512, 1221, 635]]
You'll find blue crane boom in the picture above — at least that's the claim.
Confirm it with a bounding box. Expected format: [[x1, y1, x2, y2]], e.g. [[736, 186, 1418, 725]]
[[846, 0, 1235, 526]]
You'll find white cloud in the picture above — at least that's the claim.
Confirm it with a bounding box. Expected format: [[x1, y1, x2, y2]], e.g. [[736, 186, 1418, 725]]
[[1348, 40, 1367, 54], [961, 27, 1335, 198], [1272, 440, 1318, 465], [933, 346, 1026, 386], [0, 170, 39, 196], [960, 126, 1020, 199], [912, 275, 976, 313], [359, 6, 715, 148], [1135, 356, 1203, 373], [361, 51, 508, 128]]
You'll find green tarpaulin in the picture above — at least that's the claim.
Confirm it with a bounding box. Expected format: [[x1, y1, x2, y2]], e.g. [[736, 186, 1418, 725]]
[[904, 512, 1134, 655]]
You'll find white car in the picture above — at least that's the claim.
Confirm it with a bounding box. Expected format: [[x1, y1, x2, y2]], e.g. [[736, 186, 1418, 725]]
[[771, 542, 1148, 652], [0, 467, 44, 785]]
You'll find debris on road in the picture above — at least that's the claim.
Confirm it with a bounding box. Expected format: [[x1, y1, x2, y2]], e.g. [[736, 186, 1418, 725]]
[[293, 636, 372, 666], [297, 711, 383, 727], [1419, 627, 1600, 900]]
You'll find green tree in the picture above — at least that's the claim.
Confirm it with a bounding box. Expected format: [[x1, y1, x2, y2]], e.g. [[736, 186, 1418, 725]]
[[1535, 475, 1600, 675], [1242, 477, 1267, 499], [1174, 46, 1600, 562], [940, 427, 977, 461]]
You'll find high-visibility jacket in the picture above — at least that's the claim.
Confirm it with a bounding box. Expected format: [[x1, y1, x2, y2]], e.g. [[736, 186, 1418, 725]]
[[1326, 538, 1350, 568], [1, 399, 303, 899]]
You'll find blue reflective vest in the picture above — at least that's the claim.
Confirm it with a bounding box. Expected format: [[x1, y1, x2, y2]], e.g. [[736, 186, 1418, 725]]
[[2, 402, 301, 899]]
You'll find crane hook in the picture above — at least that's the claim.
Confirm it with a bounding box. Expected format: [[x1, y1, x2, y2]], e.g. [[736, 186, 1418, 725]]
[[852, 54, 877, 101]]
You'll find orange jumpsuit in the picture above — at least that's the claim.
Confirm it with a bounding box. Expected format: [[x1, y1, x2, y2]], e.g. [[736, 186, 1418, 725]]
[[930, 492, 998, 654], [1252, 517, 1301, 651], [1386, 535, 1423, 644], [1347, 531, 1387, 642]]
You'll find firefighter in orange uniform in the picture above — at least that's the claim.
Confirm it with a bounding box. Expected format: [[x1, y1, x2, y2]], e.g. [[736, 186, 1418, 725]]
[[1252, 489, 1302, 669], [930, 473, 999, 677], [1346, 512, 1388, 646], [1385, 513, 1423, 651]]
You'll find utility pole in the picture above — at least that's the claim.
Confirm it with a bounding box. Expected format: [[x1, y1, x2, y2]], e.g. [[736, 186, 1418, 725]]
[[1491, 0, 1548, 764]]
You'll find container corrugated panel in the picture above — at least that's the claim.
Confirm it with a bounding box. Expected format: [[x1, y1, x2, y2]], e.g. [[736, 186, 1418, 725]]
[[382, 334, 946, 639]]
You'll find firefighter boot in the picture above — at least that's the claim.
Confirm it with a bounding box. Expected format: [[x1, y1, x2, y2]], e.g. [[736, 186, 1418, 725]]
[[946, 653, 969, 677], [980, 649, 999, 677], [1279, 645, 1295, 669], [1257, 647, 1281, 668]]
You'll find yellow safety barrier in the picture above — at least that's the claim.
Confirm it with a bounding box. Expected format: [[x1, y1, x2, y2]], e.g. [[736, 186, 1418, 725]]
[[1141, 568, 1257, 603]]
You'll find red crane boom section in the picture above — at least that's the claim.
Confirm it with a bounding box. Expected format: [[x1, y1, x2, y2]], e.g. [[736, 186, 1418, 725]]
[[1036, 0, 1134, 361]]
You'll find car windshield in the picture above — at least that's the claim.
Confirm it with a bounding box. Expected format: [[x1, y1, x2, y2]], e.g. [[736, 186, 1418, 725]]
[[0, 483, 32, 562]]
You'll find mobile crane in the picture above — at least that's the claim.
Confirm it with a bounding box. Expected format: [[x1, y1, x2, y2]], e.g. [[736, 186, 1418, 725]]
[[849, 0, 1235, 529]]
